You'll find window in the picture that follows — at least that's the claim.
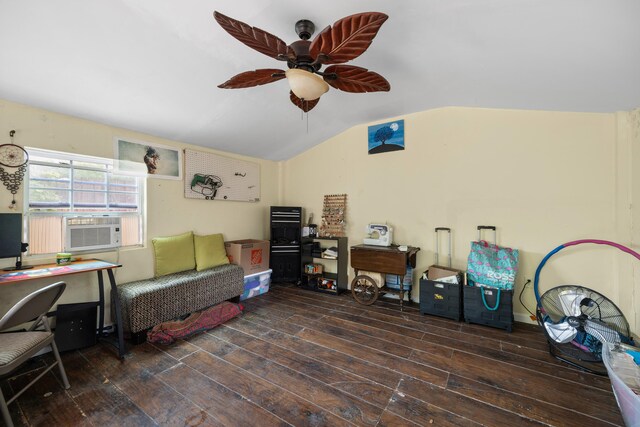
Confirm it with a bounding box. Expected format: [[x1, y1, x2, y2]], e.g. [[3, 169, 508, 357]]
[[25, 148, 145, 255]]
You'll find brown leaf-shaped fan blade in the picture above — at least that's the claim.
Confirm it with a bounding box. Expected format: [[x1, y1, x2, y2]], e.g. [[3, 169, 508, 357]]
[[214, 11, 288, 60], [290, 91, 319, 112], [309, 12, 388, 64], [218, 69, 285, 89], [324, 65, 390, 93]]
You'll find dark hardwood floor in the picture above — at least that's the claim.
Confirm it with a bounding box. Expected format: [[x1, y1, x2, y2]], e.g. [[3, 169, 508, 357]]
[[1, 283, 624, 426]]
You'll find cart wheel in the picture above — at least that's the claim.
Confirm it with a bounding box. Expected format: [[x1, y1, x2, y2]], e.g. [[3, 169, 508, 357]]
[[351, 275, 379, 305]]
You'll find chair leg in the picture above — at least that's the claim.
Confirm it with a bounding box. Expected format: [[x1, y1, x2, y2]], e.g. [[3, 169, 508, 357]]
[[50, 341, 70, 390], [0, 389, 14, 427]]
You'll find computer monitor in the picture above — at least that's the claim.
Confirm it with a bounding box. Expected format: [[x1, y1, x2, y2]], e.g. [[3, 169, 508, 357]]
[[0, 213, 32, 270]]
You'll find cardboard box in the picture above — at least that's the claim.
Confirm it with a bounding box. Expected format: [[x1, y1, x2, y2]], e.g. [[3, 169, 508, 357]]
[[427, 265, 464, 282], [240, 269, 272, 301], [225, 239, 270, 275]]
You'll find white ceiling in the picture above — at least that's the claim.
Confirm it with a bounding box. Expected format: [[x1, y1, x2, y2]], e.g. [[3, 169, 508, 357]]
[[0, 1, 638, 160]]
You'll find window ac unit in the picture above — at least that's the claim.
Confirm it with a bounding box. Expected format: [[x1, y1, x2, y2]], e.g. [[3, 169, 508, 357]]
[[64, 217, 122, 252]]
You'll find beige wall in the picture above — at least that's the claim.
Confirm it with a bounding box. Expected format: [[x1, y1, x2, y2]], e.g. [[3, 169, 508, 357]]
[[630, 109, 640, 334], [2, 99, 638, 335], [282, 107, 640, 333], [0, 99, 280, 320]]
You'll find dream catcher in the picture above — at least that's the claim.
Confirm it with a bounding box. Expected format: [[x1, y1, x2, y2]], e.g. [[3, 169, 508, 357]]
[[0, 130, 29, 209]]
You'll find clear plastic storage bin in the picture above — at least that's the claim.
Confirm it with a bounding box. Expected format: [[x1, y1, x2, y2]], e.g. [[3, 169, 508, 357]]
[[601, 342, 640, 426]]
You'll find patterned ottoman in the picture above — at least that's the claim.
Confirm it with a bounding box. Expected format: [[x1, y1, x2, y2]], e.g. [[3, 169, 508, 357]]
[[117, 264, 244, 334]]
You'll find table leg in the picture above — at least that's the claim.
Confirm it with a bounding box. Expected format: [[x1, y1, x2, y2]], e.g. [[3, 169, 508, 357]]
[[107, 269, 126, 359], [97, 271, 105, 337], [399, 275, 405, 312]]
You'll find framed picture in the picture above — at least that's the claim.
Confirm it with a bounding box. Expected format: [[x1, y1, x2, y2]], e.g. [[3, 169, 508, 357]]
[[367, 119, 405, 154], [114, 137, 182, 180]]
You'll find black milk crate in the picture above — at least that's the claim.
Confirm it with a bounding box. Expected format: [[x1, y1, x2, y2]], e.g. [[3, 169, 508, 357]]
[[419, 278, 463, 321], [463, 285, 514, 332]]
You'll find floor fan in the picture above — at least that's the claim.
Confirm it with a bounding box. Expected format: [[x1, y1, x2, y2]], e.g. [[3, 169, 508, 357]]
[[534, 239, 639, 374], [537, 284, 630, 374]]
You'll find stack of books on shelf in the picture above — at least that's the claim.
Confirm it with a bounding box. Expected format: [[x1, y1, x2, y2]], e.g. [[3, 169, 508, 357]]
[[322, 247, 338, 259]]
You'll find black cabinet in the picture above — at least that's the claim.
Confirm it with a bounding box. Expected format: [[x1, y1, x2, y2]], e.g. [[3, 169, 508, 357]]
[[300, 236, 348, 294], [270, 206, 302, 282]]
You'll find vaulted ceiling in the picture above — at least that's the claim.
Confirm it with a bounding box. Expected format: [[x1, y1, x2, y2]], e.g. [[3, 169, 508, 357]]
[[0, 1, 638, 160]]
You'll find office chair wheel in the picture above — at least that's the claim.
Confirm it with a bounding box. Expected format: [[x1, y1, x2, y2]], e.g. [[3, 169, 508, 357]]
[[351, 275, 379, 305]]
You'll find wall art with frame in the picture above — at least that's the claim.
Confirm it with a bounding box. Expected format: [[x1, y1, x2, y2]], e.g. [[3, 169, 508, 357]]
[[114, 137, 182, 180], [367, 119, 405, 155]]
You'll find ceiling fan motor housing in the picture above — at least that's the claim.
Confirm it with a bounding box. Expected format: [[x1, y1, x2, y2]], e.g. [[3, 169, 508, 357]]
[[295, 19, 315, 40], [287, 40, 321, 72]]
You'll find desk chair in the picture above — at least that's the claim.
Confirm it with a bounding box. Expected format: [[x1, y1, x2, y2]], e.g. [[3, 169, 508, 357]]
[[0, 281, 71, 427]]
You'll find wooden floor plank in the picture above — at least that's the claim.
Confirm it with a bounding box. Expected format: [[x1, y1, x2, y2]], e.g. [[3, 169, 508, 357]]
[[243, 311, 307, 335], [398, 376, 546, 426], [158, 362, 290, 427], [409, 341, 614, 392], [8, 367, 91, 427], [385, 391, 480, 427], [447, 374, 621, 427], [294, 326, 450, 387], [448, 350, 623, 425], [220, 341, 384, 426], [375, 410, 422, 427], [1, 284, 625, 427], [325, 313, 454, 359], [80, 342, 179, 386], [181, 350, 354, 427], [118, 374, 217, 426], [258, 329, 404, 389], [217, 319, 405, 391], [148, 338, 201, 361], [252, 293, 367, 322], [213, 329, 395, 408], [1, 379, 28, 427]]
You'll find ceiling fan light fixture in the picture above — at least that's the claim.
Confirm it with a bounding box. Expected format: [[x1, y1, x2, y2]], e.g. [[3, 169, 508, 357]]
[[285, 69, 329, 101]]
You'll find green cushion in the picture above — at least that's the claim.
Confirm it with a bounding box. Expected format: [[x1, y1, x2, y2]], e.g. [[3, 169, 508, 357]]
[[194, 233, 230, 271], [152, 231, 195, 277]]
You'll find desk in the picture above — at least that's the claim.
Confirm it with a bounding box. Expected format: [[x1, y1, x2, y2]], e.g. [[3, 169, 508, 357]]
[[0, 259, 126, 358], [350, 244, 420, 311]]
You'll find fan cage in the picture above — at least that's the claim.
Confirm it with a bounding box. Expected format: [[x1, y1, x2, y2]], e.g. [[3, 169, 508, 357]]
[[537, 285, 630, 374]]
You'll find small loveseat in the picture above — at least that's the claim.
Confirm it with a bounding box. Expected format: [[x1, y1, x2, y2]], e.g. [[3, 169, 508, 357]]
[[117, 231, 244, 337]]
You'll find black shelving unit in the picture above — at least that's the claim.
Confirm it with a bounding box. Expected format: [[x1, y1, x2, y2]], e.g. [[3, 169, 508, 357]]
[[300, 236, 348, 294], [270, 206, 302, 282]]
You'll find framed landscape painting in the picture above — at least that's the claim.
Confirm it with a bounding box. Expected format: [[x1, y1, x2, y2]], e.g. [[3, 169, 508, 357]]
[[367, 119, 405, 154], [114, 137, 182, 180]]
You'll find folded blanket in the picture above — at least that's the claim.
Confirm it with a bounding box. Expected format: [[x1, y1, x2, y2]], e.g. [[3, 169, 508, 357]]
[[147, 301, 243, 345]]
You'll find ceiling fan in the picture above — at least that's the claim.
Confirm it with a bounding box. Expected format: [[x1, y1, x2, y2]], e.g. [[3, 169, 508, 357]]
[[213, 11, 391, 112]]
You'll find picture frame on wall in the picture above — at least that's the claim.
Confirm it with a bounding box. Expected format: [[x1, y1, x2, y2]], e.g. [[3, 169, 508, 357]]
[[367, 119, 405, 155], [114, 137, 182, 180]]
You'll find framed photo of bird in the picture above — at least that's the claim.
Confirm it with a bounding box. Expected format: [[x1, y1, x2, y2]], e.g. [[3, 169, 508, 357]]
[[114, 137, 182, 180]]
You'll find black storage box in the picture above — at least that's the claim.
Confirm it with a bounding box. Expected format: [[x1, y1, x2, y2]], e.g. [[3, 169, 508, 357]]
[[463, 285, 513, 332], [54, 302, 98, 352], [420, 277, 463, 321], [302, 242, 315, 256]]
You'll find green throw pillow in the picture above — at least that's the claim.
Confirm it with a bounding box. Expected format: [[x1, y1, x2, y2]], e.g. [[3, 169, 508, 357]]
[[194, 233, 230, 271], [152, 231, 195, 277]]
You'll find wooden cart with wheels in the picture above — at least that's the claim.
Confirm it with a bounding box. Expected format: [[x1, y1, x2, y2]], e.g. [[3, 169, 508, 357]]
[[351, 274, 379, 305], [350, 244, 420, 311]]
